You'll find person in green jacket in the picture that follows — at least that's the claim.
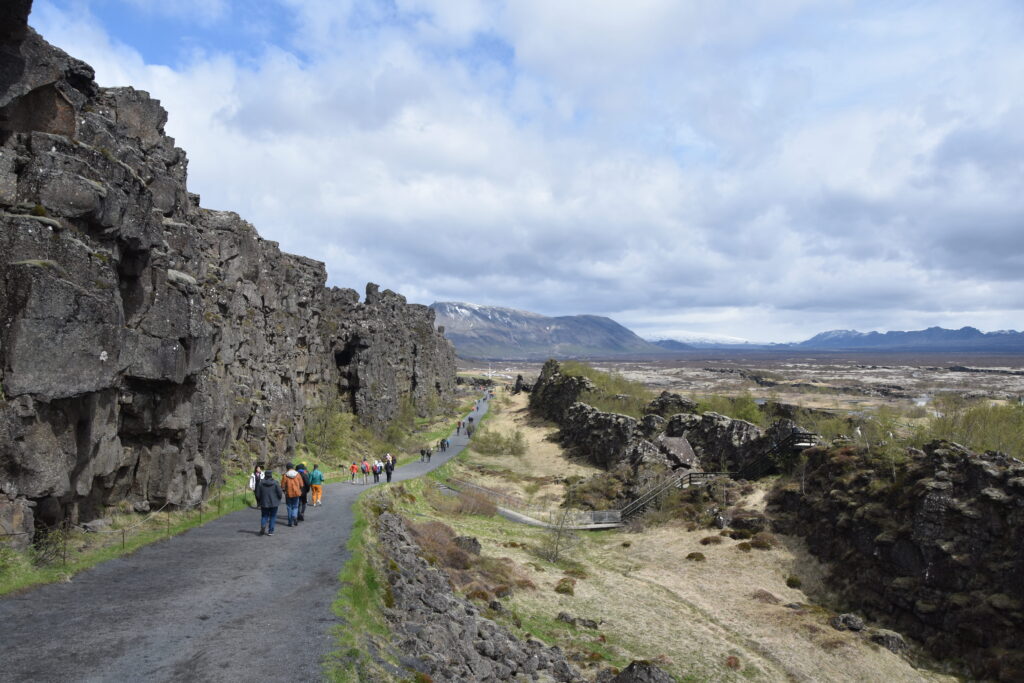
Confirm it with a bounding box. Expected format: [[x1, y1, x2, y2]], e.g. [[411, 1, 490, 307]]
[[309, 464, 325, 506]]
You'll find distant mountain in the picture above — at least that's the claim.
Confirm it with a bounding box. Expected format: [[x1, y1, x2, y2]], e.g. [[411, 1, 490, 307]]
[[651, 339, 697, 351], [430, 302, 694, 360], [651, 333, 755, 349], [797, 326, 1024, 352]]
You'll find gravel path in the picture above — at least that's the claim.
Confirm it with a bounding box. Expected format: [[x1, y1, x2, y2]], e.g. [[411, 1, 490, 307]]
[[0, 396, 491, 682]]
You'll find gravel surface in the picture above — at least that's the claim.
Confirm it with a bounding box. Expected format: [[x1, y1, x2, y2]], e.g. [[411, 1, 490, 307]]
[[0, 397, 491, 682]]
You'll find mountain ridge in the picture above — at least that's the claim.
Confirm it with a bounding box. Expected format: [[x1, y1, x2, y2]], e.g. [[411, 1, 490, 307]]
[[431, 301, 694, 359], [432, 301, 1024, 357]]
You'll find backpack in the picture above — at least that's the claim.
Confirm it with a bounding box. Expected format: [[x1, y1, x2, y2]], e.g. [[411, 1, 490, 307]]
[[299, 470, 311, 492], [362, 461, 370, 473]]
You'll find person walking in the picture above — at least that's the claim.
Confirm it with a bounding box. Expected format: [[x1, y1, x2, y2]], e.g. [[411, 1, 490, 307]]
[[426, 447, 432, 463], [361, 458, 371, 484], [349, 462, 359, 484], [248, 465, 264, 507], [257, 471, 283, 536], [309, 464, 324, 506], [281, 463, 303, 527], [384, 457, 394, 483], [296, 463, 311, 521]]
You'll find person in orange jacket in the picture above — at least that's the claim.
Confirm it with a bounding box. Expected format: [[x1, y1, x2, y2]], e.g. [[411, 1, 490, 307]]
[[349, 462, 359, 484], [280, 463, 304, 526]]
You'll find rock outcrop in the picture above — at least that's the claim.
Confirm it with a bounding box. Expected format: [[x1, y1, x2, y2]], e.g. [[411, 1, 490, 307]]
[[0, 6, 455, 542], [376, 511, 584, 682], [769, 441, 1024, 681]]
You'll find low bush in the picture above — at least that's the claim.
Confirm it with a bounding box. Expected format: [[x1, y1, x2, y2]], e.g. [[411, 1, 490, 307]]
[[750, 532, 775, 550], [736, 542, 752, 552], [555, 577, 576, 595], [751, 589, 781, 604], [700, 536, 724, 546], [786, 575, 803, 589], [686, 552, 706, 562]]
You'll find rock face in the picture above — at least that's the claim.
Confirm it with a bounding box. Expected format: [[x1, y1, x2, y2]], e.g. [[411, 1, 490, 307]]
[[0, 9, 455, 542], [528, 359, 594, 422], [376, 512, 584, 682], [769, 441, 1024, 681], [665, 412, 763, 472]]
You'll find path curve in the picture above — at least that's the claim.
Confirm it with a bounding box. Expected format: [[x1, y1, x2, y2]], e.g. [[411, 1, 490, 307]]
[[0, 396, 490, 683]]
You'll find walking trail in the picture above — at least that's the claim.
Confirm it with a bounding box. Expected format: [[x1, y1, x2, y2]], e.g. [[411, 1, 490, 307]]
[[0, 396, 490, 682]]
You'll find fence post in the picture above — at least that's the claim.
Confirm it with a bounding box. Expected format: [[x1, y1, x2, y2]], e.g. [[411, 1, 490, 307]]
[[166, 511, 170, 537], [122, 528, 126, 550], [199, 501, 203, 524], [62, 519, 68, 567]]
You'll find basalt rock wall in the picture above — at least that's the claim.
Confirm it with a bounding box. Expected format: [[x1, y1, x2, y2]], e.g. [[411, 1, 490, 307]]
[[769, 442, 1024, 681], [375, 511, 584, 682], [0, 6, 455, 542]]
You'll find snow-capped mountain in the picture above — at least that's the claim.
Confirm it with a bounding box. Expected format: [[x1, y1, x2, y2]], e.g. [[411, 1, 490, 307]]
[[430, 302, 693, 360]]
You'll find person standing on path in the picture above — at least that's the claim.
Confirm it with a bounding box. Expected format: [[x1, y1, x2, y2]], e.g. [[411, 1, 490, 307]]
[[248, 465, 264, 507], [296, 463, 311, 521], [384, 457, 394, 483], [281, 463, 303, 526], [257, 471, 282, 536], [361, 458, 371, 484], [349, 462, 359, 484], [309, 465, 324, 505]]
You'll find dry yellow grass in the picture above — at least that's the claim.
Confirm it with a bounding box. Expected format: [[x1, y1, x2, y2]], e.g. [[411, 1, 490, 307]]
[[450, 392, 601, 510]]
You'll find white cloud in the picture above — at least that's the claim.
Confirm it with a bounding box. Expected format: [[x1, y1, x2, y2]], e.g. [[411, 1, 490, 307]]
[[27, 0, 1024, 341]]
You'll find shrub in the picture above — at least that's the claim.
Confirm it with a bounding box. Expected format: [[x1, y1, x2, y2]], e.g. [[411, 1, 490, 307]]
[[563, 567, 588, 579], [786, 575, 803, 589], [456, 490, 497, 516], [700, 536, 724, 546], [725, 655, 741, 670], [554, 577, 576, 595], [736, 542, 752, 552], [750, 533, 775, 550], [728, 528, 753, 540], [686, 552, 706, 562], [751, 589, 781, 604]]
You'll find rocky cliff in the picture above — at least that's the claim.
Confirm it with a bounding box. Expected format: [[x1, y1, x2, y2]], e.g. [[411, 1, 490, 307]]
[[0, 1, 455, 542], [374, 511, 584, 682], [769, 442, 1024, 681], [528, 360, 811, 510]]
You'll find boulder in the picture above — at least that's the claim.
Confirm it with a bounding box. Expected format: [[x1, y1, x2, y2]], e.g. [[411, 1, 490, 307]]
[[829, 613, 865, 632], [644, 391, 697, 417], [610, 660, 676, 683], [454, 535, 481, 555]]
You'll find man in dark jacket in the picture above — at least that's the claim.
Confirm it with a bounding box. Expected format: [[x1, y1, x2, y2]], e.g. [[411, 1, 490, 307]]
[[296, 463, 311, 521], [257, 471, 283, 536]]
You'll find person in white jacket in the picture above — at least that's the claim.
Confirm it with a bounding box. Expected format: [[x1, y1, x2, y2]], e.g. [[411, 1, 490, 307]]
[[248, 465, 264, 507]]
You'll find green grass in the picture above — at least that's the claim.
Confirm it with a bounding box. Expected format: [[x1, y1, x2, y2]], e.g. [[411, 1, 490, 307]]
[[560, 361, 654, 419], [326, 497, 393, 681]]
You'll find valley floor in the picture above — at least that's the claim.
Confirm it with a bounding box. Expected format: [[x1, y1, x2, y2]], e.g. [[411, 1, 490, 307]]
[[431, 392, 956, 682]]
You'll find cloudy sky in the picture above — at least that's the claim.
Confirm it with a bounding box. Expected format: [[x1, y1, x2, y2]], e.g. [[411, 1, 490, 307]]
[[30, 0, 1024, 342]]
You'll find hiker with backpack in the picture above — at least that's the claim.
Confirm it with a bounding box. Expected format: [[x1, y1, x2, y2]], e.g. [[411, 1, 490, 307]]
[[361, 458, 371, 484], [349, 462, 359, 484], [281, 463, 304, 526], [248, 465, 264, 507], [296, 463, 311, 521], [257, 470, 283, 536], [309, 464, 324, 506], [372, 459, 382, 483], [384, 457, 394, 483]]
